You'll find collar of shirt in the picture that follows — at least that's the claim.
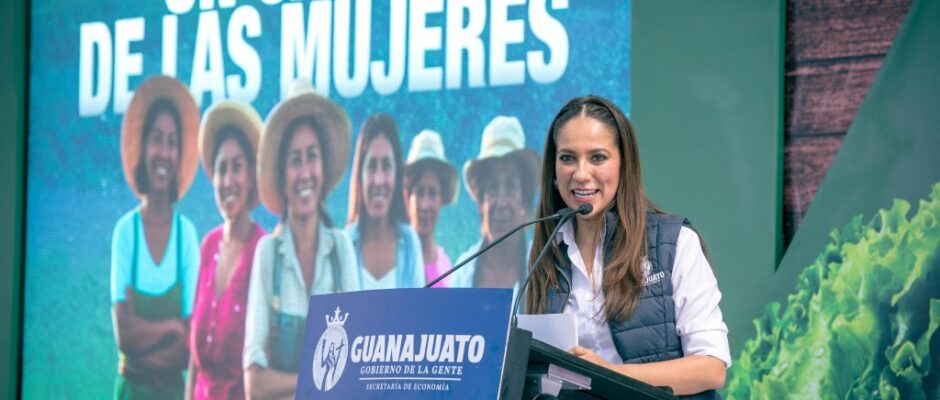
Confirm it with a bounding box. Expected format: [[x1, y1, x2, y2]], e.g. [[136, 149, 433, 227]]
[[554, 218, 609, 283], [276, 219, 337, 294], [554, 219, 605, 296]]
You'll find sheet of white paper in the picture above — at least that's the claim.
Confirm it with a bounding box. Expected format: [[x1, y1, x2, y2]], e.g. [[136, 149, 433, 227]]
[[516, 313, 578, 352]]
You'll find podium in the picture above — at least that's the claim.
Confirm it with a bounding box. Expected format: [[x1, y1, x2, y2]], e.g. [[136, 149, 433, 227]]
[[503, 327, 676, 399], [295, 288, 676, 399]]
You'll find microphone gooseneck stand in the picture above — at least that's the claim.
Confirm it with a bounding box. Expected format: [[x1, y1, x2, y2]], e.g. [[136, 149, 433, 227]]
[[510, 204, 592, 325], [423, 207, 579, 288]]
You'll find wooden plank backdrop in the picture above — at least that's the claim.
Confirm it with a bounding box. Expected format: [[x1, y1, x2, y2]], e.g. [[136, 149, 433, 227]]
[[783, 0, 911, 243]]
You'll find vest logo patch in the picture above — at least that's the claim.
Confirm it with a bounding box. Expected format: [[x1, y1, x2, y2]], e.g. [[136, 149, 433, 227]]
[[642, 271, 665, 287]]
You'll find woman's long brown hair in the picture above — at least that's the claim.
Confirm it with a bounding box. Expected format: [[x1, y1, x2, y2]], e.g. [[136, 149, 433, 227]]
[[525, 96, 657, 323]]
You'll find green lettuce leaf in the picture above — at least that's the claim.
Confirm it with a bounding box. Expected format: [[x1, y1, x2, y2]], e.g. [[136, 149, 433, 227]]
[[724, 183, 940, 399]]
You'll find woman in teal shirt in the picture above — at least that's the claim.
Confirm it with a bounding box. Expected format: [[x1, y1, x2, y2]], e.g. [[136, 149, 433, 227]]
[[110, 76, 201, 400]]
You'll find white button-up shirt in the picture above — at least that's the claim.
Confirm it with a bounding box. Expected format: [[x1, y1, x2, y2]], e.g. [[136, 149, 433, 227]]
[[556, 219, 731, 367], [243, 221, 359, 369]]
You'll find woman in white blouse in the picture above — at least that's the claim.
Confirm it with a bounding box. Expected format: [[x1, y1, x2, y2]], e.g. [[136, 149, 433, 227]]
[[524, 96, 729, 398]]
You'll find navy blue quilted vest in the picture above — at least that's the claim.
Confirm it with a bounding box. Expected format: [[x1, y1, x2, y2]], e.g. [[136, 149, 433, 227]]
[[544, 211, 718, 399]]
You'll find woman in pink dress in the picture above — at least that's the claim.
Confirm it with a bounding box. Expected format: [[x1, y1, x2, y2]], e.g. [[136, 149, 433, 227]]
[[186, 101, 265, 399], [403, 130, 459, 287]]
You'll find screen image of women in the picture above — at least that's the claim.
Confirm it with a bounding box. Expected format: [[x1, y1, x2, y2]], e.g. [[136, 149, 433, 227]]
[[524, 96, 730, 398], [109, 76, 201, 400], [450, 116, 540, 289], [403, 130, 459, 288], [185, 100, 266, 400], [345, 114, 425, 290], [242, 81, 358, 400]]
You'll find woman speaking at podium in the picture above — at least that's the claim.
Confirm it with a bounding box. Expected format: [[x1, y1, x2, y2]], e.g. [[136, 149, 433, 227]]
[[524, 96, 730, 398]]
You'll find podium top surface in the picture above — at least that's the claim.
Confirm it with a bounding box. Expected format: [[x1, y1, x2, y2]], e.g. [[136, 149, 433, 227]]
[[528, 337, 677, 400]]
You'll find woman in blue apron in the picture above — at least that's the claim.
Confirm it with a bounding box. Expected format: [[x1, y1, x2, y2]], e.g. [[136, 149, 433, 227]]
[[345, 114, 424, 290], [525, 96, 731, 398], [110, 76, 201, 400], [242, 81, 358, 399]]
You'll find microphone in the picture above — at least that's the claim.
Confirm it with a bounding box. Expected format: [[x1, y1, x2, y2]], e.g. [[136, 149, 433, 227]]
[[510, 203, 592, 323], [574, 204, 592, 216], [555, 206, 577, 219], [424, 206, 582, 288]]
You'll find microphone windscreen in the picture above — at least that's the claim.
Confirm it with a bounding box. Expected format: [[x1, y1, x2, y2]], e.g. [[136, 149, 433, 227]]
[[577, 204, 593, 215]]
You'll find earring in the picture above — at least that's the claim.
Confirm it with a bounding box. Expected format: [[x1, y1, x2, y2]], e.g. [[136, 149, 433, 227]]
[[552, 179, 557, 187]]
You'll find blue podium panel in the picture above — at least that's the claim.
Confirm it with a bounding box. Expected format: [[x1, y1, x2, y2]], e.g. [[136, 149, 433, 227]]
[[296, 288, 514, 399]]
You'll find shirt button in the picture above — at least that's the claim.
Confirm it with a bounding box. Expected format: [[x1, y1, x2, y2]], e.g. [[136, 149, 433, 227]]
[[207, 335, 213, 343], [212, 300, 217, 308], [234, 304, 241, 313]]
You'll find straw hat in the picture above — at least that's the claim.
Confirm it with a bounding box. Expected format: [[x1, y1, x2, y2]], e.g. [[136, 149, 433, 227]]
[[258, 80, 351, 214], [463, 116, 540, 205], [404, 129, 458, 205], [121, 75, 200, 199], [198, 100, 263, 208]]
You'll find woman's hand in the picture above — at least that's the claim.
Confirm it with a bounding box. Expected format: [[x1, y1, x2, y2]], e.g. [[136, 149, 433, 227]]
[[569, 346, 613, 370], [137, 330, 190, 371], [567, 348, 726, 396], [112, 297, 186, 357], [162, 317, 186, 340]]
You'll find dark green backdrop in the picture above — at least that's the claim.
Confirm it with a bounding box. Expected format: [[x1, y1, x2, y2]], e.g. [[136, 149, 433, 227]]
[[0, 1, 783, 397], [632, 1, 783, 350], [2, 0, 27, 397]]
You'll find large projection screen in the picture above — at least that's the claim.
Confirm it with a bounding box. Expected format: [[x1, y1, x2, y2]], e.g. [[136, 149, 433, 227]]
[[23, 1, 631, 397]]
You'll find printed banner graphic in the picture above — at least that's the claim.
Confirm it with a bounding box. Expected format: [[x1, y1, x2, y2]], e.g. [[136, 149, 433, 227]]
[[23, 0, 631, 398]]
